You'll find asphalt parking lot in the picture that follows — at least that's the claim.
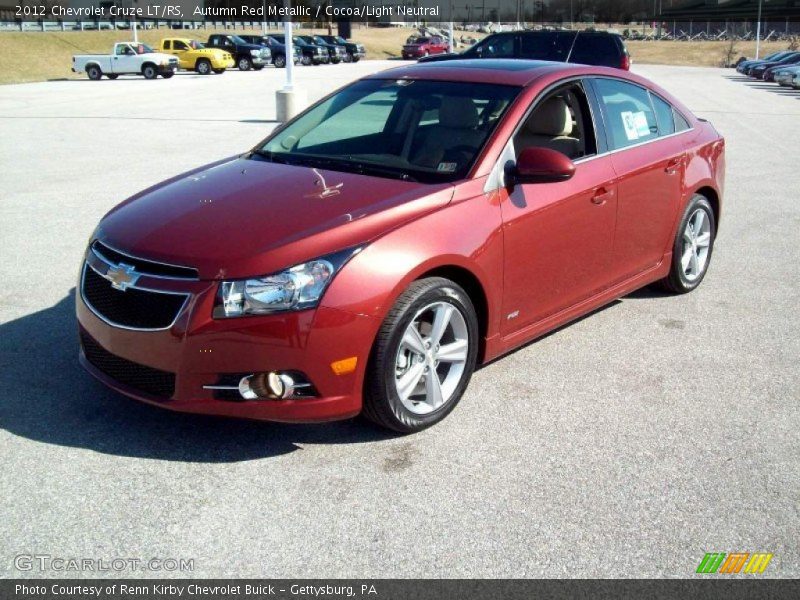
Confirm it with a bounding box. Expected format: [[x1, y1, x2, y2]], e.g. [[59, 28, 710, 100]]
[[1, 62, 798, 579]]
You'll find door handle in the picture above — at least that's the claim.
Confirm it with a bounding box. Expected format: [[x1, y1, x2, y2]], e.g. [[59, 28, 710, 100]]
[[665, 158, 682, 175], [591, 188, 614, 205]]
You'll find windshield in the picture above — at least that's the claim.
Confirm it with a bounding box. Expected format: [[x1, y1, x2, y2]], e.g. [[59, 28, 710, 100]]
[[293, 37, 309, 46], [335, 36, 347, 44], [253, 79, 519, 183], [313, 36, 328, 44], [189, 40, 205, 49]]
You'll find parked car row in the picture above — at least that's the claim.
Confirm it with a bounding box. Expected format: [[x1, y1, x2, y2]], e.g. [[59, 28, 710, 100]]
[[736, 50, 800, 89], [72, 34, 366, 79]]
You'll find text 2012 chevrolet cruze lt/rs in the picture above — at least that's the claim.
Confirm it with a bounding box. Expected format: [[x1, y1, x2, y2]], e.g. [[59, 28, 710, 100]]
[[78, 59, 725, 432]]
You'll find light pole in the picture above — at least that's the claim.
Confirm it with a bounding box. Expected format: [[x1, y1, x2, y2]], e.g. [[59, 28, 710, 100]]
[[275, 0, 304, 122], [755, 0, 763, 59]]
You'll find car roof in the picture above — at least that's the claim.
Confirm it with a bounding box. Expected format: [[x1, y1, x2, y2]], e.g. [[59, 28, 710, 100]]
[[365, 59, 594, 86]]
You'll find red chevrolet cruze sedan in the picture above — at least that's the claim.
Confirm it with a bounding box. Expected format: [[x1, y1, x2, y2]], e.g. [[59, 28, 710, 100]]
[[78, 59, 725, 432]]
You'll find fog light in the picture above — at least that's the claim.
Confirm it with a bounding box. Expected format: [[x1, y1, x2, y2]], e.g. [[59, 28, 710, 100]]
[[238, 372, 296, 400]]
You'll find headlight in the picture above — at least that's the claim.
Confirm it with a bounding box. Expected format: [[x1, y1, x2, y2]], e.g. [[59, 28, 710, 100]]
[[250, 49, 259, 56], [214, 247, 361, 318]]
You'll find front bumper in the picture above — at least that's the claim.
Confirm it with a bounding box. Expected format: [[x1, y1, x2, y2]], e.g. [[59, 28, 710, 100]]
[[76, 261, 379, 422]]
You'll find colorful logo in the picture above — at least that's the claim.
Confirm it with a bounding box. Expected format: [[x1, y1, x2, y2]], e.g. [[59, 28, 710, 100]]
[[696, 552, 773, 574]]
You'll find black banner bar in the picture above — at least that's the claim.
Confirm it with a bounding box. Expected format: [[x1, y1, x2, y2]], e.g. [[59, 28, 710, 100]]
[[4, 580, 800, 600]]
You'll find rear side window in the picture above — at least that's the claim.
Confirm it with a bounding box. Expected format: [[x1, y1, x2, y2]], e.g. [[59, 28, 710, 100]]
[[519, 32, 574, 61], [163, 41, 171, 50], [674, 110, 691, 132], [651, 94, 676, 135], [570, 35, 621, 67], [593, 78, 658, 150]]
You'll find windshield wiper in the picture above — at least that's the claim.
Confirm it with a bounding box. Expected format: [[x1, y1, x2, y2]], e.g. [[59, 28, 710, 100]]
[[250, 151, 418, 182], [291, 155, 418, 182]]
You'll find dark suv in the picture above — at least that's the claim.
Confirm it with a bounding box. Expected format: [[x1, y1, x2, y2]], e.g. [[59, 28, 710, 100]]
[[419, 30, 630, 70], [316, 35, 366, 62], [206, 34, 271, 71], [238, 34, 301, 68]]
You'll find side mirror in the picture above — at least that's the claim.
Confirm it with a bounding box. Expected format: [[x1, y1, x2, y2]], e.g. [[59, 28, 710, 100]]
[[508, 147, 576, 186]]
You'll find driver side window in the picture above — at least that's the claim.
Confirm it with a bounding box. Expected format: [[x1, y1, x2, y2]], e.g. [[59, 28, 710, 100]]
[[513, 82, 597, 160]]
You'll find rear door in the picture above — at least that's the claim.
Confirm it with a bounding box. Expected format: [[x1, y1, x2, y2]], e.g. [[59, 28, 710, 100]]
[[589, 77, 686, 284]]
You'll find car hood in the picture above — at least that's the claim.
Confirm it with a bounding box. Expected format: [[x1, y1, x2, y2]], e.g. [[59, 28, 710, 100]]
[[96, 156, 453, 280]]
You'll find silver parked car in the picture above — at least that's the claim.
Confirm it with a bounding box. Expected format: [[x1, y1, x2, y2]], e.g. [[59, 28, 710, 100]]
[[774, 65, 800, 87]]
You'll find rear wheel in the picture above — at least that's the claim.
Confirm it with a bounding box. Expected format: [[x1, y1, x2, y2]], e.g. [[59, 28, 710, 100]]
[[238, 57, 252, 71], [657, 194, 716, 294], [142, 64, 158, 79], [87, 65, 102, 80], [195, 58, 211, 75], [363, 278, 479, 433]]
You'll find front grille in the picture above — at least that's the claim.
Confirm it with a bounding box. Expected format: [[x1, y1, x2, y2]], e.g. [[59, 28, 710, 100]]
[[80, 330, 175, 399], [82, 265, 188, 330], [92, 240, 198, 279]]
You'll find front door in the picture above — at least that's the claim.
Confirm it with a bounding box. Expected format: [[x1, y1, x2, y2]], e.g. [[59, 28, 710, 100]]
[[500, 81, 618, 335]]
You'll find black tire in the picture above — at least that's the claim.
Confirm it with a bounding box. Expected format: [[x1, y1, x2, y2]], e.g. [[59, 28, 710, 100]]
[[657, 193, 716, 294], [212, 68, 225, 74], [161, 71, 174, 79], [273, 54, 286, 68], [238, 56, 252, 71], [87, 65, 102, 80], [343, 52, 353, 63], [106, 73, 118, 80], [142, 64, 158, 79], [301, 54, 311, 66], [363, 277, 479, 433], [352, 56, 361, 63], [253, 65, 265, 71], [195, 58, 211, 75]]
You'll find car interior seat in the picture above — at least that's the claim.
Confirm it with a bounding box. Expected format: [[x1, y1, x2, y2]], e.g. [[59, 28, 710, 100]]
[[514, 96, 580, 158], [411, 96, 486, 169]]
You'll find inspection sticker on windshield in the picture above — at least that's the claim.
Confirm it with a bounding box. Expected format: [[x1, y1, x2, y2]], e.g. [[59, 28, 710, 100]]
[[437, 162, 457, 173]]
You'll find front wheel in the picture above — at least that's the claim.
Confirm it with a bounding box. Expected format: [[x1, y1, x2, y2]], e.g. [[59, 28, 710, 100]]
[[238, 57, 252, 71], [273, 54, 286, 68], [363, 278, 479, 433], [142, 64, 158, 79], [301, 54, 311, 66], [106, 73, 118, 80], [657, 194, 716, 294], [161, 71, 174, 79], [195, 58, 211, 75]]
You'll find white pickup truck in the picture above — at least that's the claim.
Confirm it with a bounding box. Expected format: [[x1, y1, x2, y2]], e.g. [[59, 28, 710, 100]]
[[72, 42, 179, 80]]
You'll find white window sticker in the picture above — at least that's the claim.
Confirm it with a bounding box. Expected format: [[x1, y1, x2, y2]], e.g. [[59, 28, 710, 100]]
[[632, 111, 651, 137], [437, 162, 457, 173], [621, 111, 639, 141]]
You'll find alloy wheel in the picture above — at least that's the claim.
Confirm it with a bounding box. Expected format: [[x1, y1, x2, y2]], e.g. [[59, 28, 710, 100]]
[[681, 208, 712, 281], [394, 301, 469, 415]]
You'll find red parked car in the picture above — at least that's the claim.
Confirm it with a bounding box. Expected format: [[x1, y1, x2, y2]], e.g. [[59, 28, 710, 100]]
[[78, 59, 725, 432], [402, 36, 448, 59]]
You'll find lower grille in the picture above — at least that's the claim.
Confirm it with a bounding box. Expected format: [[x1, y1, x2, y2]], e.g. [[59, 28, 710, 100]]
[[82, 265, 188, 330], [80, 331, 175, 399]]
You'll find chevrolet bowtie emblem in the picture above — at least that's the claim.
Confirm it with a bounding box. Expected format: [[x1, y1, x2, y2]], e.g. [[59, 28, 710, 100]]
[[105, 263, 140, 291]]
